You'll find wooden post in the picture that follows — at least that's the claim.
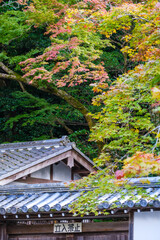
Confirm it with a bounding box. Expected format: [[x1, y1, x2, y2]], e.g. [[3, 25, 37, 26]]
[[67, 156, 74, 168], [50, 164, 53, 180], [0, 224, 8, 240], [128, 211, 134, 240]]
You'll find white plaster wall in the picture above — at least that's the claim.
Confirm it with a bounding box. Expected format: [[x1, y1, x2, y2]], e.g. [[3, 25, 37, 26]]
[[53, 162, 71, 181], [31, 166, 50, 180], [134, 211, 160, 240]]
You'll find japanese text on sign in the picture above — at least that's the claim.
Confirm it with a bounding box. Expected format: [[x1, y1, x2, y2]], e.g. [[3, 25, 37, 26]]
[[54, 222, 82, 233]]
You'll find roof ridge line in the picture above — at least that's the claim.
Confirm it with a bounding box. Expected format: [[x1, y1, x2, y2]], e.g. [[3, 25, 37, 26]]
[[0, 136, 70, 150]]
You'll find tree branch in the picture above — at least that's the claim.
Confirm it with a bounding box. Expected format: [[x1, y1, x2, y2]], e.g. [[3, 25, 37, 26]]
[[56, 118, 73, 134], [0, 73, 17, 81], [18, 81, 26, 92], [0, 62, 94, 129], [0, 62, 16, 75]]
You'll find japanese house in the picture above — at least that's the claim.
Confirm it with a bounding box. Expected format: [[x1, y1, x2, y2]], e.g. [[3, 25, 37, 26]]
[[0, 138, 159, 240], [0, 136, 97, 185]]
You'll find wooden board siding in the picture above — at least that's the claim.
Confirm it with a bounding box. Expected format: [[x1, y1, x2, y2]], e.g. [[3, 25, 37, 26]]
[[9, 232, 128, 240], [0, 224, 8, 240], [8, 222, 128, 240], [76, 232, 128, 240]]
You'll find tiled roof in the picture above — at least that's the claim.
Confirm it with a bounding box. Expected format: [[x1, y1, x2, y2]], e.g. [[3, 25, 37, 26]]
[[0, 136, 95, 183], [0, 178, 160, 218]]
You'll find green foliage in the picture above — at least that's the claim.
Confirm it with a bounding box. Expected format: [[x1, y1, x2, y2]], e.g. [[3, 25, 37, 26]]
[[0, 0, 22, 13], [4, 90, 87, 129], [101, 50, 125, 77], [0, 10, 28, 44], [0, 26, 51, 72], [0, 84, 97, 158], [0, 49, 41, 72], [0, 86, 56, 142], [90, 60, 160, 168], [69, 168, 154, 216], [69, 129, 98, 159]]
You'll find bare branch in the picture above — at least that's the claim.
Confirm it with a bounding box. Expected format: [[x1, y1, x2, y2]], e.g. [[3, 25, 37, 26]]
[[152, 126, 160, 154], [18, 81, 26, 92]]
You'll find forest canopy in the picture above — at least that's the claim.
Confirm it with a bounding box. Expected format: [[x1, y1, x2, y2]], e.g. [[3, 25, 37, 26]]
[[0, 0, 160, 214]]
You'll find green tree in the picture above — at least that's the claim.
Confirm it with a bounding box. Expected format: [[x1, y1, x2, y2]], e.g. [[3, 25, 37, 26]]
[[69, 0, 160, 215]]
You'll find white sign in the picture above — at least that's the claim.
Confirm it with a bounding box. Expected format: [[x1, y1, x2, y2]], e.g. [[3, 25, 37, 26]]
[[54, 222, 82, 233]]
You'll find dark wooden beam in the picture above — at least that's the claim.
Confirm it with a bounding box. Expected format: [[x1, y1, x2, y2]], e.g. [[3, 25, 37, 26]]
[[128, 211, 134, 240], [50, 165, 53, 181], [73, 161, 81, 169], [72, 151, 95, 172], [0, 213, 129, 222], [71, 169, 74, 181]]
